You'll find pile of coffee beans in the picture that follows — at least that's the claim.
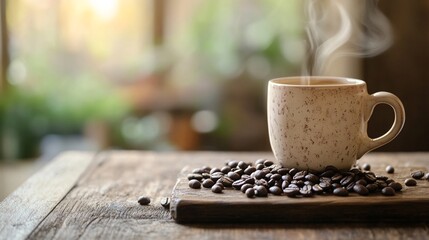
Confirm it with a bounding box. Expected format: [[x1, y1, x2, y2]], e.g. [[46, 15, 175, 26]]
[[187, 159, 413, 198]]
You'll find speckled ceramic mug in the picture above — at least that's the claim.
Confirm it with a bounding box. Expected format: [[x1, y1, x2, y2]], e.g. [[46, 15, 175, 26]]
[[267, 76, 405, 171]]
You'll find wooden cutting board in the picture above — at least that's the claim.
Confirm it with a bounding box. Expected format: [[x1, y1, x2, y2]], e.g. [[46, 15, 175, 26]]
[[171, 165, 429, 224]]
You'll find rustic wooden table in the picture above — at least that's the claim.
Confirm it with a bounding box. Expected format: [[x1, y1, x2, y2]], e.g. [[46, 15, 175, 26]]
[[1, 151, 429, 240]]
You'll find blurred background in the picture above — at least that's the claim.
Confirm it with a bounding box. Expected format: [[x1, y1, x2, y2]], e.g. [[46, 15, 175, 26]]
[[0, 0, 428, 199]]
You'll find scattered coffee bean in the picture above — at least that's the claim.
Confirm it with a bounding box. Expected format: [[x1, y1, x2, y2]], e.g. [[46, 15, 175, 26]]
[[189, 179, 201, 189], [283, 187, 300, 197], [269, 186, 282, 195], [187, 173, 203, 181], [388, 182, 402, 191], [362, 163, 371, 171], [320, 170, 335, 178], [227, 172, 241, 181], [210, 168, 221, 174], [254, 186, 268, 197], [381, 187, 395, 196], [256, 164, 264, 170], [264, 160, 274, 167], [211, 184, 223, 193], [227, 160, 238, 168], [244, 166, 256, 175], [238, 161, 249, 170], [333, 187, 349, 196], [202, 173, 210, 179], [366, 183, 378, 193], [245, 188, 255, 198], [355, 179, 367, 186], [241, 183, 254, 193], [404, 178, 417, 186], [255, 158, 266, 165], [293, 170, 307, 180], [353, 184, 369, 196], [386, 165, 395, 174], [160, 197, 170, 208], [254, 170, 266, 180], [363, 172, 377, 183], [411, 170, 425, 179], [423, 173, 429, 180], [202, 179, 215, 188], [289, 168, 298, 176], [138, 196, 151, 205], [221, 166, 231, 174], [312, 184, 324, 194]]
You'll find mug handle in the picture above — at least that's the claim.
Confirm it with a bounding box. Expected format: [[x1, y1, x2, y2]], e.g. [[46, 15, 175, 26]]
[[357, 92, 405, 158]]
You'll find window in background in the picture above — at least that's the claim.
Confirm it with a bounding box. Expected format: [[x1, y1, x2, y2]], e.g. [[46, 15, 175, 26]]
[[0, 0, 305, 161]]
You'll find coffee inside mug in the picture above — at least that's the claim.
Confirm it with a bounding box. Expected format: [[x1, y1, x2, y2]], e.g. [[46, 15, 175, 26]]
[[270, 77, 365, 86]]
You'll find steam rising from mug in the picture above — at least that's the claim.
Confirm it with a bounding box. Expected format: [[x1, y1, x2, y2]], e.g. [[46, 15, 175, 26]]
[[303, 0, 393, 77]]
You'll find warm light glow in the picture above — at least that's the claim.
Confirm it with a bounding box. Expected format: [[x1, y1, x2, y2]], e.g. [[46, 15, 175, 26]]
[[88, 0, 118, 20]]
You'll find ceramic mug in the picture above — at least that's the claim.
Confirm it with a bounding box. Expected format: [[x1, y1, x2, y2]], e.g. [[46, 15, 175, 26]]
[[267, 76, 405, 171]]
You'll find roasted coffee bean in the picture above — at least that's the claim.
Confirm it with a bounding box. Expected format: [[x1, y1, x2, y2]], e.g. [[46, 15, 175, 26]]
[[385, 179, 394, 185], [217, 177, 234, 187], [192, 168, 205, 174], [269, 186, 282, 195], [411, 170, 425, 179], [319, 177, 332, 184], [241, 174, 250, 180], [255, 179, 268, 187], [202, 179, 215, 188], [346, 182, 355, 192], [331, 183, 341, 189], [211, 184, 223, 193], [289, 168, 298, 176], [288, 184, 300, 190], [213, 183, 224, 189], [244, 166, 256, 175], [210, 172, 223, 182], [319, 181, 331, 190], [300, 185, 313, 197], [362, 163, 371, 171], [232, 179, 246, 190], [349, 167, 361, 175], [283, 188, 300, 197], [404, 178, 417, 186], [388, 182, 402, 191], [333, 187, 349, 196], [295, 180, 305, 187], [324, 165, 339, 172], [355, 179, 367, 186], [304, 181, 315, 186], [265, 173, 273, 179], [264, 160, 274, 167], [255, 158, 266, 165], [256, 164, 264, 170], [270, 173, 282, 181], [201, 166, 211, 172], [241, 183, 254, 193], [366, 183, 378, 193], [293, 170, 307, 180], [189, 179, 201, 189], [340, 175, 354, 186], [210, 168, 221, 174], [386, 165, 394, 174], [244, 177, 255, 185], [376, 180, 387, 189], [254, 170, 266, 180], [187, 173, 203, 181], [268, 179, 276, 187], [254, 186, 268, 197], [320, 170, 335, 178], [424, 173, 429, 180], [381, 187, 395, 196], [227, 172, 241, 181], [245, 188, 255, 198], [160, 197, 170, 208], [312, 184, 324, 194], [202, 173, 211, 179], [281, 181, 289, 189], [238, 161, 249, 170], [305, 173, 319, 183], [282, 174, 293, 182], [277, 168, 289, 175], [330, 173, 343, 182], [233, 169, 244, 175], [221, 166, 231, 174], [138, 196, 151, 205], [353, 184, 369, 195], [364, 172, 377, 183], [376, 175, 389, 181], [227, 160, 239, 168]]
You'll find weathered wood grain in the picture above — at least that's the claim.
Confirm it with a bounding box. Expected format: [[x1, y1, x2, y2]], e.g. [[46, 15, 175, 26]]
[[0, 151, 95, 240], [171, 165, 429, 224], [19, 151, 429, 240]]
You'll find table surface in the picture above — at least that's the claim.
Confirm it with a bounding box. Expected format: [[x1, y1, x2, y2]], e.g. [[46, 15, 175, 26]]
[[1, 151, 429, 240]]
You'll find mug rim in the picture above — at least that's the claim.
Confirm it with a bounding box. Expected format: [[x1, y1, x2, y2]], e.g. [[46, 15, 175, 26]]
[[269, 76, 366, 87]]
